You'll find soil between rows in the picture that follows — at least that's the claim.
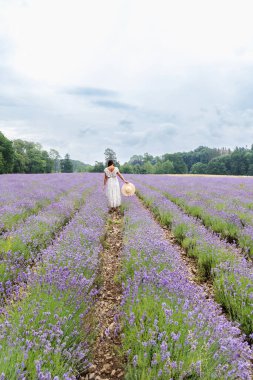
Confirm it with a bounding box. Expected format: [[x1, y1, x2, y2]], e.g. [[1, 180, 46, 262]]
[[82, 209, 124, 380]]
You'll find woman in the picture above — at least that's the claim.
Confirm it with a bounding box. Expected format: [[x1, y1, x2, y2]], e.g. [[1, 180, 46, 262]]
[[103, 160, 128, 212]]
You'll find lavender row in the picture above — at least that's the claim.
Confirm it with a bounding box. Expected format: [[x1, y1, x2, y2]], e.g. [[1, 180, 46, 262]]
[[0, 175, 100, 304], [0, 185, 108, 379], [131, 180, 253, 337], [0, 174, 90, 234], [121, 195, 253, 379], [133, 174, 253, 257], [138, 175, 253, 216]]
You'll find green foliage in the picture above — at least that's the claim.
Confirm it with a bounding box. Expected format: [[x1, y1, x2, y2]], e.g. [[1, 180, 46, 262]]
[[93, 145, 253, 175], [190, 162, 207, 174], [49, 148, 61, 172], [207, 157, 228, 175], [129, 154, 144, 166], [2, 128, 253, 176], [61, 153, 73, 173], [0, 152, 4, 173], [71, 160, 92, 172], [143, 161, 154, 174], [173, 223, 189, 244], [104, 147, 119, 166], [214, 272, 253, 336], [12, 139, 54, 173], [238, 233, 253, 258], [90, 161, 104, 173], [0, 131, 14, 173], [0, 132, 89, 174], [120, 163, 134, 173]]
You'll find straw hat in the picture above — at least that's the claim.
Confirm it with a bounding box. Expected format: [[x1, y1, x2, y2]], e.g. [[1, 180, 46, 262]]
[[121, 182, 135, 196]]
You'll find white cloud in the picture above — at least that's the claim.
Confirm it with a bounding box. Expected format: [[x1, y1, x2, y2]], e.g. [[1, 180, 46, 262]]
[[1, 0, 253, 163]]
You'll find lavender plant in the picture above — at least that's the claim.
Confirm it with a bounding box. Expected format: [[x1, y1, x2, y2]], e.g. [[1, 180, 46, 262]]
[[131, 179, 253, 337], [0, 183, 107, 379], [0, 174, 85, 233], [121, 195, 253, 379], [133, 175, 253, 258], [0, 174, 99, 305]]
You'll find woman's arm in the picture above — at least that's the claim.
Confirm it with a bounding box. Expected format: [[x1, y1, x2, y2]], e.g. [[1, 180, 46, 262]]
[[117, 171, 128, 183], [103, 173, 108, 189]]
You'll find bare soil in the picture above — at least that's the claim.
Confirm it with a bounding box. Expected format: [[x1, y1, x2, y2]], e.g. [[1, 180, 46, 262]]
[[82, 209, 124, 380]]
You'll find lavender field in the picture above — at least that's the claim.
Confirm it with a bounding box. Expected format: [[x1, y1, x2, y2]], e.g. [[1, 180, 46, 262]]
[[1, 173, 253, 379]]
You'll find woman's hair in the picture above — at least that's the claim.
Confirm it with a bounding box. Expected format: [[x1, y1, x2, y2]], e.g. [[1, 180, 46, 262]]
[[107, 160, 114, 166]]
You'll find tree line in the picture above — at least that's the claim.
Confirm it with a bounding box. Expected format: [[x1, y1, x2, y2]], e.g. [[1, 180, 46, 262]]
[[1, 131, 253, 175], [0, 131, 91, 174], [92, 146, 253, 176]]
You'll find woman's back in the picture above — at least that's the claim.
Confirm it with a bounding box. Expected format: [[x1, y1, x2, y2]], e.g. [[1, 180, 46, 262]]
[[103, 160, 128, 211], [104, 166, 119, 178]]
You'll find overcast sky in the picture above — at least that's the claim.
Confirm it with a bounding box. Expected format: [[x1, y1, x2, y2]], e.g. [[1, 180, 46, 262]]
[[1, 0, 253, 163]]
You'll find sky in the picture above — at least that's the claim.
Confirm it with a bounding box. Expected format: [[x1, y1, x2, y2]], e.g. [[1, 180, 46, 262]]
[[1, 0, 253, 164]]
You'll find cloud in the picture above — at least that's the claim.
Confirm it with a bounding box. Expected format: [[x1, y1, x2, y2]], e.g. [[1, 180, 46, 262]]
[[119, 119, 134, 130], [93, 100, 136, 110], [67, 87, 117, 97], [0, 95, 20, 107], [1, 0, 253, 163], [78, 128, 97, 136]]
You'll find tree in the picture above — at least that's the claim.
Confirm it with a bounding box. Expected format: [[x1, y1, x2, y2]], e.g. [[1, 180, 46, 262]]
[[143, 161, 155, 174], [248, 164, 253, 176], [120, 163, 134, 173], [25, 142, 45, 173], [172, 154, 188, 174], [154, 162, 164, 174], [161, 160, 174, 174], [190, 162, 208, 174], [0, 152, 4, 174], [90, 161, 104, 173], [229, 148, 247, 175], [129, 163, 145, 174], [49, 149, 61, 172], [0, 132, 91, 174], [13, 152, 26, 173], [41, 150, 54, 173], [104, 148, 119, 166], [61, 153, 73, 173], [0, 131, 14, 173], [129, 155, 144, 166], [12, 140, 47, 173], [12, 139, 28, 173], [143, 152, 154, 163], [181, 146, 223, 172], [207, 158, 228, 175], [71, 160, 92, 172]]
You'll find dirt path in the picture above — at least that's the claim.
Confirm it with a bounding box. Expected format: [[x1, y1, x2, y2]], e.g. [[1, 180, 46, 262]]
[[162, 225, 214, 299], [83, 209, 124, 380]]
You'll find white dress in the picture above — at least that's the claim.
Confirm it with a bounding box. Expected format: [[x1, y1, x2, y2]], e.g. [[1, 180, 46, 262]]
[[104, 167, 121, 207]]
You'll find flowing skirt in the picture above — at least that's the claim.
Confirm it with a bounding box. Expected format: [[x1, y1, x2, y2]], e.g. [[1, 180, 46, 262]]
[[106, 177, 121, 207]]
